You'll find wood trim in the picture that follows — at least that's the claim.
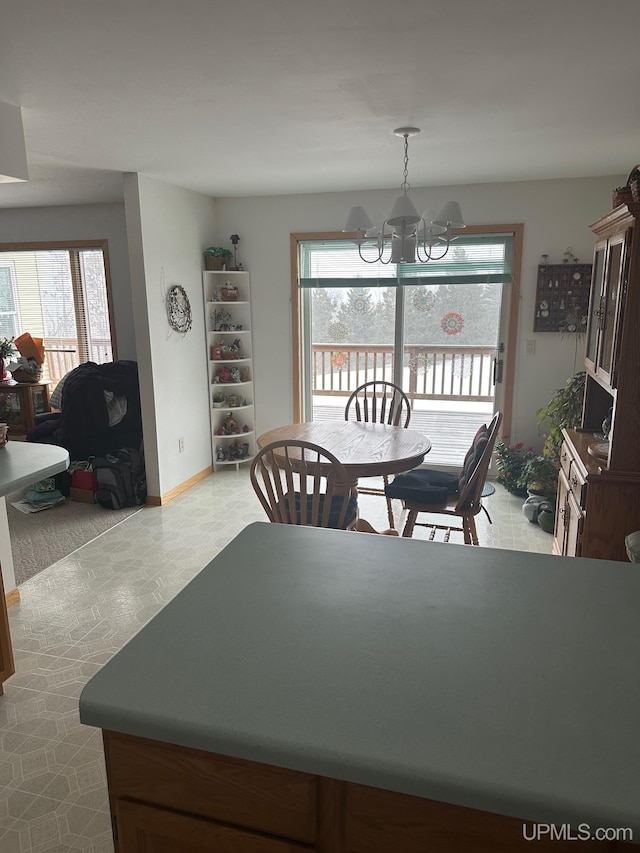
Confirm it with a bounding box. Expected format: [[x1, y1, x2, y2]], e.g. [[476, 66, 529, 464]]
[[145, 465, 213, 506], [290, 233, 303, 422], [5, 588, 20, 607], [289, 224, 523, 441]]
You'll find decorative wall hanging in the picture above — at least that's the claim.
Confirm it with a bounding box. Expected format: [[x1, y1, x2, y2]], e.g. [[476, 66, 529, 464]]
[[328, 321, 348, 342], [350, 289, 372, 314], [412, 286, 436, 313], [440, 312, 465, 335], [166, 284, 192, 333], [533, 262, 591, 333]]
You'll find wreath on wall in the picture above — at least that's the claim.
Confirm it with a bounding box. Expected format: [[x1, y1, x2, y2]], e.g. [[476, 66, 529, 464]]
[[166, 284, 192, 333]]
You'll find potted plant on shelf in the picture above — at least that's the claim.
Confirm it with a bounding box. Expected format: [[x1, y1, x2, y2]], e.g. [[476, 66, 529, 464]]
[[0, 337, 15, 382], [204, 246, 233, 271], [212, 392, 226, 409]]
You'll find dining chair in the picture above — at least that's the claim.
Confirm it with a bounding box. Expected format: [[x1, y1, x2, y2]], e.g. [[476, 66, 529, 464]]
[[250, 439, 358, 530], [385, 411, 502, 544], [344, 380, 411, 530]]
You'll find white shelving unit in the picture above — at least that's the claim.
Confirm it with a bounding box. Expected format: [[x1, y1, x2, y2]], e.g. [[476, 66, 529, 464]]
[[203, 270, 255, 470]]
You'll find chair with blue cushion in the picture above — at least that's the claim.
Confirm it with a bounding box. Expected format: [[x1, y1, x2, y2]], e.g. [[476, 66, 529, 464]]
[[250, 439, 358, 530], [344, 380, 411, 530], [385, 412, 502, 544]]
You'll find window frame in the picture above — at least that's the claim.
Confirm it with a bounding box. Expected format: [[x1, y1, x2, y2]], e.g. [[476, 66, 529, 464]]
[[0, 239, 117, 381]]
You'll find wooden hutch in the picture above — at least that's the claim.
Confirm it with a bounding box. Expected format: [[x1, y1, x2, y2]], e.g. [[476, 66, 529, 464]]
[[554, 202, 640, 560]]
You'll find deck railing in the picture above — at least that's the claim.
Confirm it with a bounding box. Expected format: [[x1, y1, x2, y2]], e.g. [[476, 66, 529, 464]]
[[42, 337, 113, 386], [312, 344, 495, 403]]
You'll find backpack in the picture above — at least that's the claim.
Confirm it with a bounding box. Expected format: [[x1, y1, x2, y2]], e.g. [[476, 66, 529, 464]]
[[92, 449, 147, 510]]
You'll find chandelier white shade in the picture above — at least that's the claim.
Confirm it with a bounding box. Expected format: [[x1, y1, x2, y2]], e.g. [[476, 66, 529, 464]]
[[343, 128, 465, 264], [0, 100, 28, 183]]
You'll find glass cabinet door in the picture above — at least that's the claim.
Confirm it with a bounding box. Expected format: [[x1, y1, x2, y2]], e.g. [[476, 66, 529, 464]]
[[585, 242, 606, 369], [598, 233, 626, 383]]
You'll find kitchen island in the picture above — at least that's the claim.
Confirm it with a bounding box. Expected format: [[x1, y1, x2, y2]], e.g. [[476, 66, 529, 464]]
[[0, 440, 69, 692], [80, 522, 639, 851]]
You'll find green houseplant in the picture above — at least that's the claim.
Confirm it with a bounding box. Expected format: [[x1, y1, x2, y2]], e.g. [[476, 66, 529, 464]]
[[536, 370, 586, 460], [204, 246, 233, 271], [0, 337, 15, 381], [0, 337, 15, 359]]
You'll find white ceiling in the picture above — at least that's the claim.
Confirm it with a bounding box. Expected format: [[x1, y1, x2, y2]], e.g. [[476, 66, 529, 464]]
[[1, 0, 639, 209]]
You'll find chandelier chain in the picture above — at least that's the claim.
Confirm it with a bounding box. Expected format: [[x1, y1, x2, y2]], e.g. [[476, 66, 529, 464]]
[[401, 133, 411, 194]]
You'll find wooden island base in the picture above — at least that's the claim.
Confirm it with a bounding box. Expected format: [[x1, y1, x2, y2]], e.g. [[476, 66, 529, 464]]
[[103, 732, 635, 852]]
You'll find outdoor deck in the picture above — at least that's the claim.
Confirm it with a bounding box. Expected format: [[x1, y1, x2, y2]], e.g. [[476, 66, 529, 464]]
[[312, 401, 493, 468]]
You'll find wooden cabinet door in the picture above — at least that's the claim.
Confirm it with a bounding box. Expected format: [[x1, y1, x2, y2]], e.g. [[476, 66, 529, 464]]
[[585, 241, 607, 372], [564, 489, 584, 557], [597, 233, 628, 386], [115, 799, 311, 853], [554, 469, 570, 555], [0, 559, 15, 693]]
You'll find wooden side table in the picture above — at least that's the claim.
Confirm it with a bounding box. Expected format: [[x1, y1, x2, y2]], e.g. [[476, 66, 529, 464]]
[[0, 382, 50, 436]]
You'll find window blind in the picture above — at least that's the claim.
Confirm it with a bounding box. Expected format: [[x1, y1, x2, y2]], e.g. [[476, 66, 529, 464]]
[[299, 233, 513, 287]]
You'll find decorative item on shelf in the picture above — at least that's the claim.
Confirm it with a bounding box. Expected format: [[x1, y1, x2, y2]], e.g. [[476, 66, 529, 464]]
[[220, 338, 242, 359], [229, 234, 242, 271], [562, 247, 579, 263], [611, 167, 640, 208], [212, 392, 226, 409], [216, 445, 228, 461], [228, 438, 250, 460], [221, 412, 240, 435], [588, 441, 609, 461], [0, 422, 8, 447], [612, 185, 633, 208], [226, 393, 240, 408], [204, 246, 233, 271], [9, 333, 45, 382], [626, 165, 640, 203], [166, 284, 192, 333], [211, 345, 223, 360], [343, 127, 465, 265], [212, 308, 232, 329], [601, 406, 613, 440], [215, 366, 233, 384], [214, 365, 248, 384], [217, 281, 239, 301]]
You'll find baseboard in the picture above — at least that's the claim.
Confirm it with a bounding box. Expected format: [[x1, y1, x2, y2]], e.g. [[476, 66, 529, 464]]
[[5, 588, 20, 607], [145, 465, 213, 506]]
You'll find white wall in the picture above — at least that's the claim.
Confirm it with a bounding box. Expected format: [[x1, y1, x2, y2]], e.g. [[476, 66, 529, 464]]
[[214, 175, 624, 451], [123, 173, 216, 498], [0, 203, 136, 360]]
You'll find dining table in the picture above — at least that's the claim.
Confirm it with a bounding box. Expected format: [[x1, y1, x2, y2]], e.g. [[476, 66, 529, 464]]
[[257, 420, 432, 532]]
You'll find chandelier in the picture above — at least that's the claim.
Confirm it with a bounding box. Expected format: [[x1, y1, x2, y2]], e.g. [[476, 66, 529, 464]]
[[343, 127, 465, 265]]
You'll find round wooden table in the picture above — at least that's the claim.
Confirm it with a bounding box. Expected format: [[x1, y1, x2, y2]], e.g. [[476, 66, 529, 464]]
[[257, 422, 431, 533], [257, 421, 431, 485]]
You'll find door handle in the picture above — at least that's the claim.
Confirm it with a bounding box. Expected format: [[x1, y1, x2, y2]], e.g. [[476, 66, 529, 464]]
[[493, 358, 503, 384]]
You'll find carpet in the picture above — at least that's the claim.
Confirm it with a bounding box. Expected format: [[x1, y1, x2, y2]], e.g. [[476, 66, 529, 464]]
[[5, 488, 143, 586]]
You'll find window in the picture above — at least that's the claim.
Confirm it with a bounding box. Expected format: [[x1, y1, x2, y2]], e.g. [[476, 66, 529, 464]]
[[0, 241, 116, 385], [293, 226, 522, 466]]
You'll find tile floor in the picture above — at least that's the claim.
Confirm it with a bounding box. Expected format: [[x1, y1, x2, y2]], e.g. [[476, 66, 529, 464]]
[[0, 468, 552, 852]]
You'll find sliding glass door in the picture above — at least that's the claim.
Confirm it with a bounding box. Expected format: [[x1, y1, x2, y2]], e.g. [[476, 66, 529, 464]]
[[297, 228, 519, 468]]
